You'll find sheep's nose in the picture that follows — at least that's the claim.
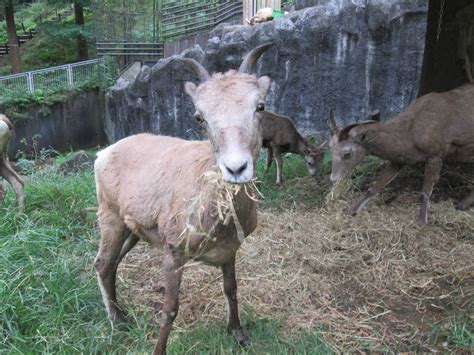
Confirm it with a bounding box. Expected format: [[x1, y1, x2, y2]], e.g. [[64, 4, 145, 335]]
[[225, 162, 248, 177]]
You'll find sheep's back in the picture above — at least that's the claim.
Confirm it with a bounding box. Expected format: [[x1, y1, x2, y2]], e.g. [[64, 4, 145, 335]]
[[95, 134, 215, 235]]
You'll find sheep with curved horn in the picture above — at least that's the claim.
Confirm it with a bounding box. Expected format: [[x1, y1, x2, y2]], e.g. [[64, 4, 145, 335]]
[[94, 43, 274, 354]]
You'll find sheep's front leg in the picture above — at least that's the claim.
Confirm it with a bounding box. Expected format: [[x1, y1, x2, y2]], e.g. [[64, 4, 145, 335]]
[[153, 251, 183, 355], [348, 163, 402, 216], [94, 210, 130, 323], [419, 157, 442, 225], [457, 190, 474, 211], [265, 147, 274, 171], [274, 150, 284, 185], [222, 256, 249, 347]]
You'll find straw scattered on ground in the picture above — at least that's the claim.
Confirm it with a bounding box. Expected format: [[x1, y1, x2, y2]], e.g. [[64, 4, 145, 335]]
[[118, 163, 474, 352]]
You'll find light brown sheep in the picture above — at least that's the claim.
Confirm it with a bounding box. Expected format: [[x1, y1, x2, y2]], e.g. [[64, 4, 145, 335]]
[[329, 83, 474, 224], [94, 43, 273, 354], [261, 110, 326, 184], [0, 114, 24, 209], [246, 7, 273, 25]]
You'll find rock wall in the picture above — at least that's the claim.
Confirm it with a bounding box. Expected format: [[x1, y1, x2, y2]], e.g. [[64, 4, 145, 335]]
[[7, 89, 106, 158], [105, 0, 428, 143]]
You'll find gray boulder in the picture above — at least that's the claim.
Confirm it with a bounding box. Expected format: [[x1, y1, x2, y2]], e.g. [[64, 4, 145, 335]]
[[105, 0, 428, 143]]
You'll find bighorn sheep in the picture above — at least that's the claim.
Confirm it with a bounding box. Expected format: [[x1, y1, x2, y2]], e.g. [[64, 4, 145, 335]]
[[0, 114, 24, 209], [246, 7, 273, 25], [329, 83, 474, 224], [261, 110, 326, 184], [94, 44, 273, 354]]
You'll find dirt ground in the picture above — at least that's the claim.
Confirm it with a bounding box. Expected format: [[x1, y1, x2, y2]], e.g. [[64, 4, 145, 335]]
[[118, 163, 474, 352]]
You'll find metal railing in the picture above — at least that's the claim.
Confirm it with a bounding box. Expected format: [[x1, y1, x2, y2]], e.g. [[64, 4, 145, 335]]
[[92, 0, 243, 60], [0, 58, 118, 97], [161, 1, 243, 41]]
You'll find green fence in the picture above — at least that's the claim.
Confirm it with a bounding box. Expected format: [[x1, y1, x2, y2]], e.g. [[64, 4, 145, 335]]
[[92, 0, 242, 60]]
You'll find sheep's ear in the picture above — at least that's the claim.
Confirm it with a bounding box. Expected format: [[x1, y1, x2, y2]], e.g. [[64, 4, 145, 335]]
[[328, 109, 339, 136], [368, 110, 380, 121], [338, 121, 377, 141], [258, 75, 271, 96], [184, 82, 197, 101], [338, 123, 361, 141]]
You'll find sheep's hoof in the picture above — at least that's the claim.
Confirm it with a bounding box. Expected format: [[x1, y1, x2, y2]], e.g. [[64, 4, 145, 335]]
[[228, 327, 250, 347], [275, 178, 284, 185], [345, 206, 358, 216], [110, 309, 130, 327], [418, 213, 428, 225]]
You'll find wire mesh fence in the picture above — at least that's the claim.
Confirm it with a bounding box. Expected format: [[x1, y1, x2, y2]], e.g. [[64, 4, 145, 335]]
[[0, 58, 119, 98]]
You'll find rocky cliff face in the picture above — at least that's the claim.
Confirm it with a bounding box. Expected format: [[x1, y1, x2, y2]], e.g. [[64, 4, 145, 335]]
[[105, 0, 428, 143]]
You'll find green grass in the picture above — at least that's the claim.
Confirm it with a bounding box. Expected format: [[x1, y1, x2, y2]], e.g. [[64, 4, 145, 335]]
[[0, 162, 332, 353], [255, 150, 332, 209], [1, 155, 472, 353]]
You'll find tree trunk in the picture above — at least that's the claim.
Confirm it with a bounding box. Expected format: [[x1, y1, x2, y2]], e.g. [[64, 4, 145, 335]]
[[5, 0, 22, 73], [418, 0, 473, 95], [74, 2, 89, 61]]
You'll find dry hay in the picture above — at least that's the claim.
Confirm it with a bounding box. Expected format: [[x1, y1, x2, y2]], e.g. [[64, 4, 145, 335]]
[[118, 175, 474, 352]]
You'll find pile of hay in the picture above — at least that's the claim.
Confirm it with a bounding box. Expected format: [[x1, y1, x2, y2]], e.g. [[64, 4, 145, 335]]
[[118, 172, 473, 352]]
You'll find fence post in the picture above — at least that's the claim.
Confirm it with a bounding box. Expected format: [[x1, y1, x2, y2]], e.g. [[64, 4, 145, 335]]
[[67, 64, 73, 86], [27, 72, 34, 93]]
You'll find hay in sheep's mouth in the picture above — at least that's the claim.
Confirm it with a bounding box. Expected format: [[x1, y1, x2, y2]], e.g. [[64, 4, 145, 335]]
[[117, 166, 474, 352], [176, 169, 263, 258]]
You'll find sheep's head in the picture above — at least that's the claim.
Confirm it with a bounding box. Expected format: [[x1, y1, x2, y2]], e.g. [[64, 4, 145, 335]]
[[184, 43, 273, 183], [303, 143, 326, 177], [328, 110, 377, 183]]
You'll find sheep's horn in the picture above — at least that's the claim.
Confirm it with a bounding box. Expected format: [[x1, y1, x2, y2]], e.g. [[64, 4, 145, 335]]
[[328, 108, 339, 136], [239, 42, 274, 74], [182, 58, 210, 82]]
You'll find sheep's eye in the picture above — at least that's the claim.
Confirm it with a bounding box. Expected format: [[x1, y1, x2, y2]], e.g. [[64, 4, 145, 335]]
[[256, 103, 265, 112], [342, 152, 352, 160], [194, 112, 204, 124]]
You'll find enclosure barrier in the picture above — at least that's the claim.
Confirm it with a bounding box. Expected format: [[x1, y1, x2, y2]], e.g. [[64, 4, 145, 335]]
[[0, 58, 118, 97], [92, 0, 243, 60]]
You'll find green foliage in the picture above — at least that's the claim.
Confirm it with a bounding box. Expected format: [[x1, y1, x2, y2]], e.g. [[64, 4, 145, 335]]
[[428, 304, 474, 352], [0, 58, 115, 120], [0, 1, 96, 74]]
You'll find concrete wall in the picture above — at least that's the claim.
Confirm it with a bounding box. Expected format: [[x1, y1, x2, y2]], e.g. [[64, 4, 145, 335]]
[[7, 89, 107, 159]]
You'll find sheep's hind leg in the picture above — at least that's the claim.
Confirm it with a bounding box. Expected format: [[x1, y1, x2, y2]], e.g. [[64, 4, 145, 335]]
[[457, 190, 474, 211], [348, 163, 402, 216], [222, 256, 249, 347], [94, 209, 130, 323], [153, 249, 184, 355], [1, 165, 24, 210], [419, 157, 442, 225]]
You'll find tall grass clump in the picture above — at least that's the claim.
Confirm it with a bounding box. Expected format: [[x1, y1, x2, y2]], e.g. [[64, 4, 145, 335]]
[[0, 170, 154, 353]]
